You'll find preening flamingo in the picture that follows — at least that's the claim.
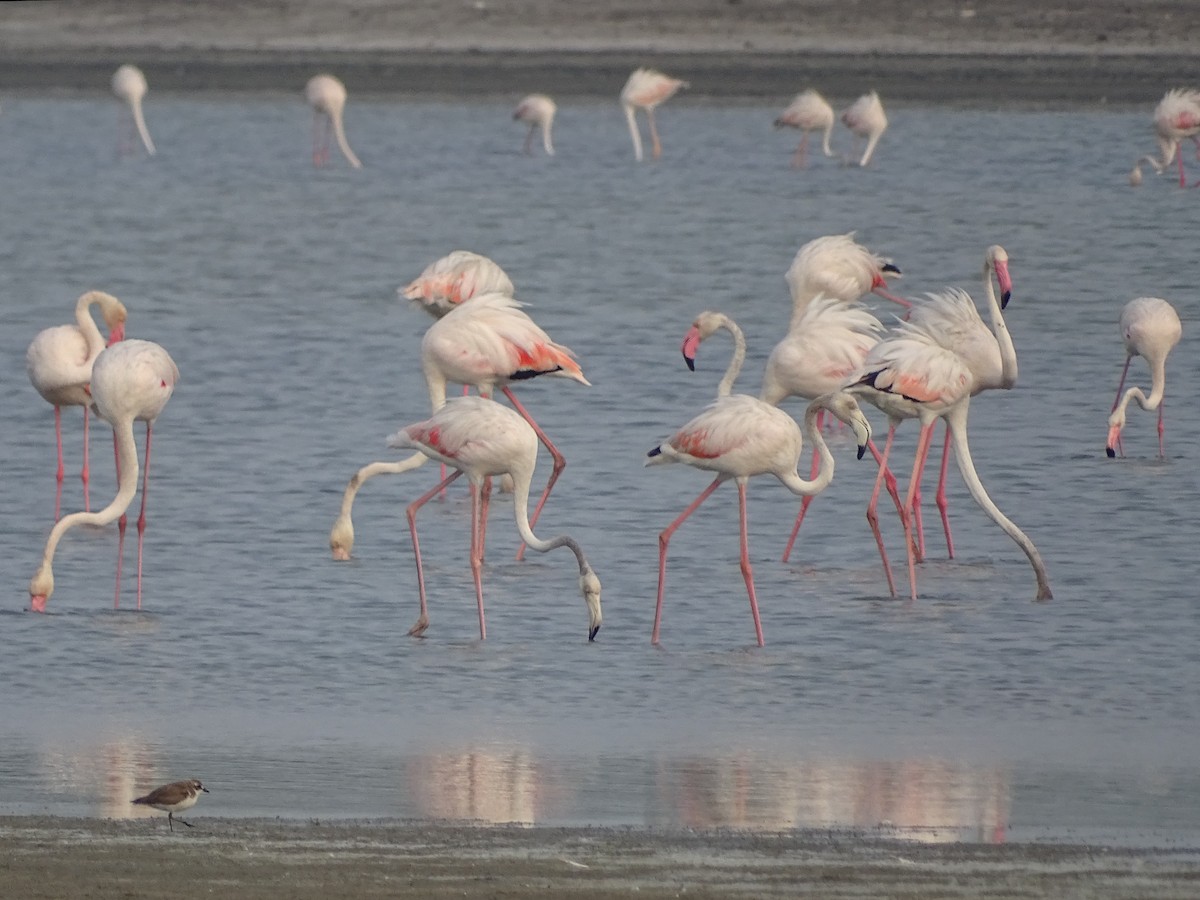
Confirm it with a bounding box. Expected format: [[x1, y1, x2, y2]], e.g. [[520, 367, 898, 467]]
[[26, 290, 128, 519], [1130, 89, 1200, 187], [328, 292, 587, 561], [513, 94, 556, 156], [648, 311, 871, 647], [29, 340, 179, 613], [785, 233, 909, 318], [387, 395, 602, 641], [111, 64, 156, 156], [846, 311, 1052, 603], [839, 91, 888, 167], [904, 245, 1017, 560], [400, 250, 515, 319], [620, 68, 688, 161], [305, 74, 362, 169], [1106, 297, 1182, 458], [774, 89, 835, 168]]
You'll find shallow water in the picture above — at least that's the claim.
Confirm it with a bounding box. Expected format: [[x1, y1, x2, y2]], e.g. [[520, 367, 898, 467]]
[[0, 91, 1197, 842]]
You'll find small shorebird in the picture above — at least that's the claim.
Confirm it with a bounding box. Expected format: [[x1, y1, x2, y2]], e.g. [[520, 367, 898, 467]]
[[132, 779, 209, 831]]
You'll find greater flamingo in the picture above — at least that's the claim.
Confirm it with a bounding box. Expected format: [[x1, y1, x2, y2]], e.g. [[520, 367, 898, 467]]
[[29, 339, 179, 613], [1106, 297, 1182, 458], [305, 74, 362, 169], [839, 91, 888, 167], [387, 395, 602, 641], [785, 233, 909, 317], [774, 89, 835, 167], [1130, 89, 1200, 187], [329, 292, 587, 561], [513, 94, 556, 156], [846, 313, 1052, 602], [648, 311, 871, 647], [26, 290, 128, 519], [399, 250, 515, 319], [111, 64, 156, 156], [620, 68, 688, 161], [904, 245, 1017, 560]]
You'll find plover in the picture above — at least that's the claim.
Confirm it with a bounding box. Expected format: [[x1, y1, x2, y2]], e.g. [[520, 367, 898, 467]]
[[132, 778, 209, 831]]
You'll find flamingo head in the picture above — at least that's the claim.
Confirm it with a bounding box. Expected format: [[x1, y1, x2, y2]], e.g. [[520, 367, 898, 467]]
[[29, 563, 54, 613], [823, 392, 872, 459], [681, 311, 728, 371], [870, 271, 911, 310], [681, 325, 702, 370], [580, 564, 602, 642], [1105, 409, 1126, 458], [329, 513, 355, 561], [987, 245, 1012, 308]]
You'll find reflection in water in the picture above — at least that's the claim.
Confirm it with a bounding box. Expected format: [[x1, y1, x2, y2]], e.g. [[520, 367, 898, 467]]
[[407, 747, 547, 825], [38, 734, 162, 819]]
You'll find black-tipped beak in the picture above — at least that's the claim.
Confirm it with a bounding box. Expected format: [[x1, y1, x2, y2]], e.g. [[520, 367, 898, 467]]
[[589, 625, 601, 642], [201, 787, 210, 793], [857, 444, 867, 460], [683, 352, 696, 371], [1001, 290, 1011, 310], [1105, 446, 1116, 458], [883, 262, 902, 275]]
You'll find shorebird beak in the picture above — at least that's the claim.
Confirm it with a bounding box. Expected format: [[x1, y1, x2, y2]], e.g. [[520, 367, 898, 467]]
[[589, 624, 601, 642], [201, 786, 210, 793], [681, 326, 701, 371]]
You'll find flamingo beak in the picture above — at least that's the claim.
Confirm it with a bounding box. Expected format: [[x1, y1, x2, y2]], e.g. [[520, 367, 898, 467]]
[[30, 595, 47, 614], [681, 326, 702, 371], [994, 260, 1013, 309], [1105, 424, 1121, 457], [588, 624, 601, 642], [106, 322, 126, 346], [870, 273, 912, 309]]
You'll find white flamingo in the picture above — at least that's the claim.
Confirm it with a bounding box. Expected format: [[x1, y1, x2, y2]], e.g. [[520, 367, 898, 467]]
[[1130, 88, 1200, 187], [621, 68, 688, 161], [399, 250, 515, 319], [839, 91, 888, 167], [306, 74, 362, 169], [1106, 297, 1182, 458], [513, 94, 557, 156], [29, 340, 179, 613], [785, 233, 909, 317], [774, 89, 835, 167], [111, 65, 156, 156], [26, 290, 128, 519]]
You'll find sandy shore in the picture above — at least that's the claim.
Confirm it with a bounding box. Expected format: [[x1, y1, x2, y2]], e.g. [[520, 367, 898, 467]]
[[2, 816, 1199, 899], [1, 0, 1198, 101]]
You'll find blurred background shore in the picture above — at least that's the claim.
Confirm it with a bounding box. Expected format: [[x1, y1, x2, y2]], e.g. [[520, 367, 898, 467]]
[[2, 0, 1197, 102]]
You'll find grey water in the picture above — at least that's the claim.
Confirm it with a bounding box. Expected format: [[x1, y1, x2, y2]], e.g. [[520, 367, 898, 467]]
[[0, 90, 1197, 844]]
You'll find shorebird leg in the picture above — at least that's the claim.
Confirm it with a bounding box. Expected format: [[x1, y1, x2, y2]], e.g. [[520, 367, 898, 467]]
[[406, 470, 463, 637]]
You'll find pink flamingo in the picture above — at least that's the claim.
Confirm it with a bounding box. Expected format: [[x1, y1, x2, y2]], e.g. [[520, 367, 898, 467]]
[[648, 311, 871, 647], [305, 74, 362, 169], [29, 340, 179, 613], [399, 250, 515, 319], [904, 245, 1017, 561], [513, 94, 557, 156], [774, 89, 835, 167], [111, 65, 156, 156], [620, 68, 688, 161], [1130, 89, 1200, 187], [846, 312, 1052, 602], [387, 395, 602, 641], [839, 91, 888, 167], [26, 290, 128, 519], [1106, 297, 1182, 458], [329, 293, 588, 561], [785, 233, 910, 315]]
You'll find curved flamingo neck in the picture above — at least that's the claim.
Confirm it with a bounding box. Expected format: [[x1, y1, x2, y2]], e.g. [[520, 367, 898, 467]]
[[75, 293, 110, 360], [944, 403, 1052, 601], [777, 402, 837, 497], [712, 315, 746, 398], [820, 121, 834, 156], [339, 454, 427, 519], [129, 96, 156, 155], [623, 104, 644, 161], [1113, 351, 1168, 421], [984, 253, 1019, 389], [509, 459, 589, 575], [329, 108, 362, 169]]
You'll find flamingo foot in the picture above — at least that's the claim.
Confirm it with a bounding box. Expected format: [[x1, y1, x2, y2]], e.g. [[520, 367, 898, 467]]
[[408, 615, 430, 637], [30, 595, 48, 614]]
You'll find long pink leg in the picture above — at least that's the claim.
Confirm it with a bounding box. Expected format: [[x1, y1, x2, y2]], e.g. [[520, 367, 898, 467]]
[[469, 480, 487, 640], [54, 407, 65, 521], [1178, 147, 1187, 187], [1157, 397, 1167, 457], [652, 477, 723, 645], [502, 388, 564, 562], [864, 431, 900, 597], [114, 430, 125, 609], [934, 424, 955, 559], [406, 470, 462, 637], [735, 481, 765, 647], [912, 478, 926, 563], [647, 108, 663, 159], [134, 423, 153, 610], [790, 134, 810, 168], [780, 446, 822, 562], [81, 406, 91, 513], [901, 423, 939, 601], [478, 476, 492, 562]]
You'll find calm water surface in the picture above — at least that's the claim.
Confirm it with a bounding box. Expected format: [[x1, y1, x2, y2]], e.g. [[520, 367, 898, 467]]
[[0, 92, 1197, 842]]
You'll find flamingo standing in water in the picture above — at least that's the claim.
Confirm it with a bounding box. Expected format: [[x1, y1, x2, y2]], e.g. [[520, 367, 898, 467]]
[[513, 94, 556, 156], [621, 68, 688, 161], [648, 311, 871, 647], [839, 91, 888, 167], [785, 233, 909, 315], [1129, 89, 1200, 187], [329, 293, 588, 561], [26, 290, 128, 519], [400, 250, 515, 319], [1106, 297, 1182, 458], [111, 65, 156, 156], [387, 395, 602, 641], [774, 89, 835, 168], [306, 74, 362, 169], [846, 309, 1052, 603], [29, 340, 179, 613]]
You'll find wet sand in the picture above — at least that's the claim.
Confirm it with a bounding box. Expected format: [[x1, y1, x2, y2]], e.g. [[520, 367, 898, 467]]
[[1, 0, 1198, 102], [3, 816, 1199, 899]]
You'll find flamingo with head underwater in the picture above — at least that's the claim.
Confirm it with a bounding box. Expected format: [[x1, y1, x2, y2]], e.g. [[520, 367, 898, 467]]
[[648, 310, 871, 647], [1106, 297, 1182, 458], [387, 395, 602, 641], [774, 89, 835, 168], [1130, 89, 1200, 187], [111, 64, 156, 156], [26, 290, 128, 519], [621, 68, 688, 161], [306, 74, 362, 169], [839, 91, 888, 167], [513, 94, 557, 156]]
